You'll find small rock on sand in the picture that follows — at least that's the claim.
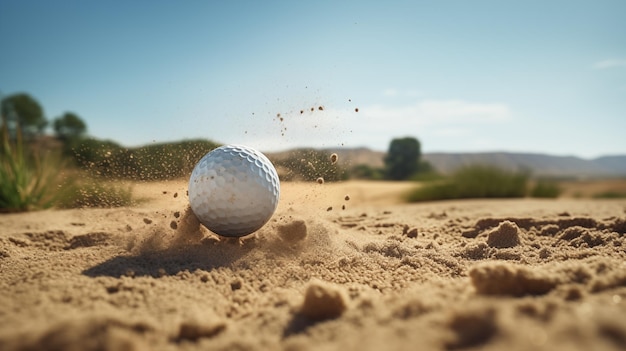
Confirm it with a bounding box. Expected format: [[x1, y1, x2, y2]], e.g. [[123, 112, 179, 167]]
[[300, 279, 349, 320], [407, 227, 418, 238]]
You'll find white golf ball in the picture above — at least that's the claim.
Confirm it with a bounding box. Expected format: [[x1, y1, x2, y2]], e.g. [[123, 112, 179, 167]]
[[188, 144, 280, 237]]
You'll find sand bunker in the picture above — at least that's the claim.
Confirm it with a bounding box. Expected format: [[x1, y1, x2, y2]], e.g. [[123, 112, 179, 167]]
[[1, 181, 625, 350]]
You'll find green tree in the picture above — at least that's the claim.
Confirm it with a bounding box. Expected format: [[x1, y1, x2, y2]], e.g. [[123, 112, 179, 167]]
[[53, 112, 87, 140], [0, 93, 47, 137], [384, 137, 421, 180]]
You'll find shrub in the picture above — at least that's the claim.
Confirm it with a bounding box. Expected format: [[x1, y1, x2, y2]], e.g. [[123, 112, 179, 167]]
[[56, 179, 134, 208], [349, 164, 385, 180], [406, 165, 528, 202], [530, 180, 562, 198], [0, 123, 60, 212], [71, 138, 219, 180], [273, 149, 346, 182], [409, 161, 443, 182], [592, 191, 626, 199], [405, 181, 459, 202]]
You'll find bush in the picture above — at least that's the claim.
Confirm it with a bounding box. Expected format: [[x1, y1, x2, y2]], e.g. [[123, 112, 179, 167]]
[[530, 180, 562, 198], [406, 165, 528, 202], [56, 179, 134, 208], [409, 161, 443, 182], [405, 182, 459, 202], [274, 149, 346, 182], [592, 191, 626, 199], [349, 164, 385, 180], [71, 138, 219, 180], [0, 123, 60, 212]]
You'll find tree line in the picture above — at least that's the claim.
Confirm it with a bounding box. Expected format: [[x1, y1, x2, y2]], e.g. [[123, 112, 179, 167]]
[[1, 92, 86, 141]]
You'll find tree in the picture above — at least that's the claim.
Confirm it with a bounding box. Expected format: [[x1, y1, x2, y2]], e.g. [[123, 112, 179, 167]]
[[53, 112, 87, 140], [0, 93, 47, 137], [384, 137, 421, 180]]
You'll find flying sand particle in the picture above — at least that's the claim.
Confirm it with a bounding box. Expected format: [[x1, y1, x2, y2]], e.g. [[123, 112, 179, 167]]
[[330, 153, 338, 164]]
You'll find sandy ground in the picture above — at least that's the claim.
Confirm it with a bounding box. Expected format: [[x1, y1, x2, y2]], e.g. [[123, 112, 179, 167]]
[[1, 180, 626, 351]]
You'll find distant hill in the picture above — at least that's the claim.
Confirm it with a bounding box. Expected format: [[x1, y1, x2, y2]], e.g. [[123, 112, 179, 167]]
[[423, 152, 626, 178], [592, 155, 626, 175], [267, 147, 387, 168], [267, 148, 626, 178]]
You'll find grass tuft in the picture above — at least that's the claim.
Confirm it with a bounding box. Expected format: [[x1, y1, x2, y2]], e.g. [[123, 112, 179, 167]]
[[0, 123, 60, 212]]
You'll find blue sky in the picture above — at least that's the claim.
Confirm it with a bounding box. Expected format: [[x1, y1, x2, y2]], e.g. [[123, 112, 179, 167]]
[[1, 0, 624, 158]]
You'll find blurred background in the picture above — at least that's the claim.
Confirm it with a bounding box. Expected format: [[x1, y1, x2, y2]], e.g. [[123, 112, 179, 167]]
[[1, 0, 625, 211]]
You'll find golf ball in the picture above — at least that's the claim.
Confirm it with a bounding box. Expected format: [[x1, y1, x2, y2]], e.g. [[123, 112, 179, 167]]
[[188, 144, 280, 237]]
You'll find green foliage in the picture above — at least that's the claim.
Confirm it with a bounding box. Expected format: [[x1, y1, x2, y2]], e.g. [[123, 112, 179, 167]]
[[405, 182, 460, 202], [53, 112, 87, 141], [348, 164, 385, 180], [529, 180, 562, 198], [56, 179, 134, 208], [274, 149, 346, 182], [384, 137, 421, 180], [70, 138, 126, 175], [71, 138, 219, 180], [592, 191, 626, 199], [450, 165, 528, 197], [406, 165, 528, 202], [0, 122, 59, 212], [1, 93, 47, 136], [409, 161, 442, 181]]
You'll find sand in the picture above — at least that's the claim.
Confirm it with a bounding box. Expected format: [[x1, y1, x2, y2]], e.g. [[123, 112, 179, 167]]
[[1, 180, 625, 351]]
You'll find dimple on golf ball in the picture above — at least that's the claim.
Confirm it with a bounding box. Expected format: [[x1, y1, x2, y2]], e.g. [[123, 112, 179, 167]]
[[188, 144, 280, 237]]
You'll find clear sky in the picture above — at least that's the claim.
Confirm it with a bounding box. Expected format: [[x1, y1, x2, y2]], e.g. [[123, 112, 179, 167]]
[[1, 0, 625, 158]]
